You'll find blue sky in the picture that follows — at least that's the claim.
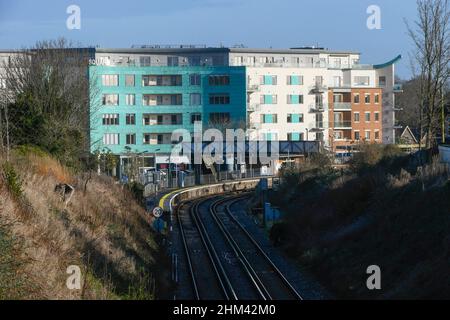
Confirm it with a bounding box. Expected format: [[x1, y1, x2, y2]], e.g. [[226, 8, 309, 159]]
[[0, 0, 417, 78]]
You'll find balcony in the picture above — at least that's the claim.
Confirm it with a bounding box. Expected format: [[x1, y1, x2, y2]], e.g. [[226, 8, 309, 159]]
[[333, 121, 352, 129], [247, 84, 260, 92], [393, 84, 403, 93], [333, 102, 352, 111], [247, 104, 260, 112], [310, 83, 328, 93], [310, 122, 325, 131], [309, 104, 326, 113]]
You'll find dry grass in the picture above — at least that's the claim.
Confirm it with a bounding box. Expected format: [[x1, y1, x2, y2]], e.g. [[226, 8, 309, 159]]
[[0, 149, 163, 300]]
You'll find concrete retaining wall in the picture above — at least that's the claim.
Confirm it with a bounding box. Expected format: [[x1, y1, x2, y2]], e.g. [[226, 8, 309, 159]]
[[163, 178, 273, 213]]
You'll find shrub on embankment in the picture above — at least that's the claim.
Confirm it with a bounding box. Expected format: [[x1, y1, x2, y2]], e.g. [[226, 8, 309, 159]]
[[0, 146, 168, 300], [270, 145, 450, 299]]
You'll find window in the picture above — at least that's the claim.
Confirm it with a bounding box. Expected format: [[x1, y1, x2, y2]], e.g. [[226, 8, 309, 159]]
[[171, 114, 180, 125], [374, 112, 380, 122], [287, 132, 303, 141], [125, 75, 135, 87], [190, 74, 201, 85], [354, 76, 370, 86], [190, 93, 202, 106], [261, 75, 277, 85], [287, 75, 303, 85], [140, 56, 151, 66], [189, 56, 201, 66], [287, 95, 304, 104], [354, 131, 360, 141], [287, 114, 304, 123], [102, 94, 119, 106], [191, 113, 202, 124], [264, 132, 278, 141], [261, 95, 277, 104], [365, 93, 371, 104], [333, 94, 343, 103], [374, 130, 380, 140], [334, 131, 343, 140], [102, 114, 119, 125], [143, 134, 151, 145], [167, 56, 179, 66], [365, 112, 371, 122], [209, 112, 230, 124], [353, 93, 360, 104], [126, 114, 135, 125], [102, 75, 119, 86], [208, 75, 230, 86], [365, 130, 371, 140], [126, 134, 136, 145], [262, 114, 278, 124], [103, 133, 119, 145], [379, 76, 386, 86], [354, 112, 360, 122], [209, 94, 230, 105], [126, 94, 135, 106], [374, 93, 380, 104]]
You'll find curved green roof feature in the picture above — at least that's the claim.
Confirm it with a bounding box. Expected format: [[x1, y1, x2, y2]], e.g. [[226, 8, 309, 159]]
[[373, 55, 402, 69]]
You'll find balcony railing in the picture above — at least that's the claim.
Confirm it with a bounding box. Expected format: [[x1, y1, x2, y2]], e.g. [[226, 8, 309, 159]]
[[247, 84, 260, 92], [333, 121, 352, 129], [333, 102, 352, 110], [309, 104, 326, 113], [310, 83, 328, 92], [247, 104, 260, 112]]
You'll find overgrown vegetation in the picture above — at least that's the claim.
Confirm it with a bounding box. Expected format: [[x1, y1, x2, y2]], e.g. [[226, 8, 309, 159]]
[[0, 149, 169, 300], [270, 145, 450, 299]]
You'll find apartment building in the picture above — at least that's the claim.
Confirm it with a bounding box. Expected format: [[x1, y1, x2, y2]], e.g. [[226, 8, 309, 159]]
[[1, 45, 401, 165], [227, 49, 401, 155], [90, 47, 246, 166]]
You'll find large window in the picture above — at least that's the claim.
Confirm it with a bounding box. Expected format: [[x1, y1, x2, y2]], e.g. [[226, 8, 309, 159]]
[[287, 113, 304, 123], [125, 75, 135, 86], [167, 56, 179, 66], [261, 75, 277, 85], [126, 94, 135, 106], [190, 93, 202, 106], [102, 94, 119, 106], [126, 113, 135, 125], [287, 75, 303, 85], [354, 76, 370, 86], [261, 95, 277, 104], [101, 74, 119, 86], [126, 134, 136, 145], [102, 114, 119, 125], [191, 113, 202, 124], [262, 114, 278, 124], [103, 133, 119, 145], [190, 74, 201, 85], [287, 132, 304, 141], [287, 95, 303, 104], [209, 94, 230, 105], [208, 75, 230, 86]]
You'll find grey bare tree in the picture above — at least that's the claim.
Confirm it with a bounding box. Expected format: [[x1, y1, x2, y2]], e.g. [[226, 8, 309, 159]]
[[406, 0, 450, 149]]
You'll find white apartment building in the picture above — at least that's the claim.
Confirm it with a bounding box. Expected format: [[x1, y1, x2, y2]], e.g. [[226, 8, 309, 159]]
[[228, 47, 401, 150]]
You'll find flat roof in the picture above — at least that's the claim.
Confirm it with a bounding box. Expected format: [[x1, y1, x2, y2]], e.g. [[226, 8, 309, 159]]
[[95, 47, 360, 55]]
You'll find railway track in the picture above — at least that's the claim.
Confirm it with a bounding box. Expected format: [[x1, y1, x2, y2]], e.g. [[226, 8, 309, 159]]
[[176, 194, 303, 300]]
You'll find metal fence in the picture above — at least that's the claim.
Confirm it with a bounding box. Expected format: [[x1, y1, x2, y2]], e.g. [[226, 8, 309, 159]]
[[143, 167, 274, 196]]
